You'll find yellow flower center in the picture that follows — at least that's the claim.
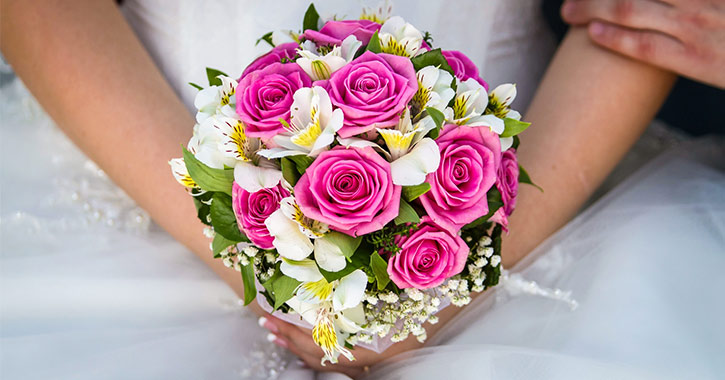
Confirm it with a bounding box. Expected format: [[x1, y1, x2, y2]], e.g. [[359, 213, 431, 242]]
[[299, 278, 334, 302], [381, 38, 412, 57], [224, 120, 249, 161]]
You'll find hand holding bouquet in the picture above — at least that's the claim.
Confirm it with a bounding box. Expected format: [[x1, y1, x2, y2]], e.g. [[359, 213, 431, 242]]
[[171, 3, 537, 365]]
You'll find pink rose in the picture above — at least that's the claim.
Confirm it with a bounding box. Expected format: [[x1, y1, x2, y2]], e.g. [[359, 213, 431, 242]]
[[489, 149, 519, 230], [295, 146, 401, 237], [419, 124, 501, 231], [235, 63, 312, 139], [442, 50, 488, 91], [232, 182, 290, 249], [240, 43, 299, 79], [302, 20, 381, 46], [323, 51, 417, 138], [387, 217, 469, 289]]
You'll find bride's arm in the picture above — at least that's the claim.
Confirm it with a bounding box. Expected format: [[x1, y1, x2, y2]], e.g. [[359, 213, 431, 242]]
[[0, 0, 263, 312], [264, 28, 676, 376]]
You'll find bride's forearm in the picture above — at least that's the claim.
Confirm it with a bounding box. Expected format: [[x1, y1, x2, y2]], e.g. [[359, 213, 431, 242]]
[[0, 0, 258, 310], [502, 28, 675, 268]]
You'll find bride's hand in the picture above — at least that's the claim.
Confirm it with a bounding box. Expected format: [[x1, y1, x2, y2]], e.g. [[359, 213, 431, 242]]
[[259, 314, 422, 378], [561, 0, 725, 89]]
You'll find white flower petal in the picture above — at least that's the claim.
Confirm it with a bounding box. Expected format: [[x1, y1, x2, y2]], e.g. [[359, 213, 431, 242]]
[[336, 304, 365, 334], [284, 296, 320, 325], [467, 114, 506, 135], [491, 83, 517, 106], [233, 161, 282, 193], [339, 35, 362, 62], [507, 109, 522, 121], [314, 235, 348, 272], [390, 138, 440, 186], [266, 210, 314, 261], [279, 258, 323, 282], [332, 270, 368, 312], [500, 136, 514, 152]]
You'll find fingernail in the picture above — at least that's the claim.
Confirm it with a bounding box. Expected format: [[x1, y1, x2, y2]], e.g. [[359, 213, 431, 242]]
[[258, 316, 279, 333], [295, 359, 306, 367], [266, 332, 288, 348], [590, 22, 605, 36]]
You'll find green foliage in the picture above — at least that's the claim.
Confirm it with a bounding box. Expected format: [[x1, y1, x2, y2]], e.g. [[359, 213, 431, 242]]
[[501, 118, 531, 138], [210, 192, 249, 242], [519, 164, 543, 192], [394, 199, 420, 225], [366, 224, 413, 255], [182, 147, 234, 195], [512, 135, 520, 150], [206, 67, 228, 86], [256, 31, 274, 47], [302, 3, 320, 31], [401, 182, 431, 202], [410, 48, 455, 77], [365, 31, 381, 53], [271, 275, 301, 310], [319, 240, 373, 282], [192, 189, 213, 226], [212, 233, 236, 258], [324, 231, 363, 259], [281, 157, 301, 186], [288, 154, 315, 174], [188, 82, 203, 91], [240, 263, 257, 305], [422, 31, 434, 47], [462, 187, 503, 230], [370, 251, 390, 290], [425, 107, 445, 139]]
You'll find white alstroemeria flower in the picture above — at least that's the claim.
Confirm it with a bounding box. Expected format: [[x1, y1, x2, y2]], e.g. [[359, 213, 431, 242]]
[[271, 29, 300, 45], [486, 84, 519, 151], [259, 87, 344, 159], [444, 78, 505, 134], [168, 158, 198, 190], [296, 36, 360, 81], [193, 75, 238, 124], [361, 0, 393, 24], [265, 209, 314, 260], [378, 111, 440, 186], [265, 196, 329, 260], [193, 117, 239, 169], [378, 16, 423, 57], [410, 66, 455, 116], [281, 263, 368, 365], [500, 136, 514, 152]]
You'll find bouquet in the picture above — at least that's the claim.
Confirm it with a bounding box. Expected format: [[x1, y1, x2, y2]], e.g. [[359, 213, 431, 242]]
[[170, 3, 537, 365]]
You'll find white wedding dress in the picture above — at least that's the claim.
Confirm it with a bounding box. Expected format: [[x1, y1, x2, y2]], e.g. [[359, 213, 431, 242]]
[[1, 1, 723, 379]]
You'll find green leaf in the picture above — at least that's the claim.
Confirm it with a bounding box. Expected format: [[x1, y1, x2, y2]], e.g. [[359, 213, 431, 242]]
[[365, 31, 381, 53], [240, 263, 257, 305], [519, 164, 543, 192], [210, 192, 249, 242], [501, 118, 531, 138], [183, 147, 234, 195], [426, 107, 445, 139], [462, 187, 503, 230], [281, 157, 301, 186], [272, 275, 301, 310], [212, 233, 236, 258], [256, 31, 274, 47], [206, 67, 228, 86], [394, 199, 420, 225], [302, 3, 320, 31], [188, 82, 203, 91], [192, 190, 214, 226], [370, 251, 390, 290], [402, 182, 431, 202], [410, 48, 455, 77], [512, 135, 520, 150], [323, 231, 363, 259], [318, 241, 372, 282], [288, 154, 315, 174]]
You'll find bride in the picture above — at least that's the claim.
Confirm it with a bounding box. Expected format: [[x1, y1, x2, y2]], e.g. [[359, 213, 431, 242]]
[[1, 0, 722, 379]]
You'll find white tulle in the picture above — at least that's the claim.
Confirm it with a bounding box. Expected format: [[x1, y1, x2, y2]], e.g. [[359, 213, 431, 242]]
[[2, 0, 723, 379]]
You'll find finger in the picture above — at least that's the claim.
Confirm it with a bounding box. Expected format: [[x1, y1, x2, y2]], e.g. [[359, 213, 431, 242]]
[[588, 21, 687, 70], [261, 315, 323, 357], [562, 0, 679, 36]]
